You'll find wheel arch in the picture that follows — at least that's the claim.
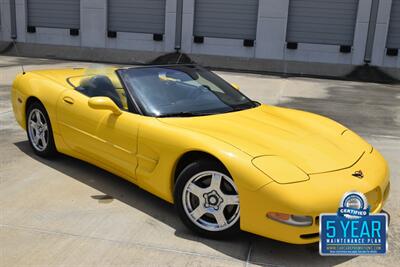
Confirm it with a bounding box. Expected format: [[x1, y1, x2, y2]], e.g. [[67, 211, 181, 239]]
[[173, 150, 229, 186], [13, 71, 67, 133], [170, 145, 275, 199], [25, 96, 43, 112], [22, 96, 42, 128], [25, 96, 51, 127]]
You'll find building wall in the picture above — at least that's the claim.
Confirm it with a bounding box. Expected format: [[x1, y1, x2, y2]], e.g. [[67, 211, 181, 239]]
[[0, 0, 177, 52], [0, 0, 11, 41], [0, 0, 399, 70], [371, 0, 400, 68]]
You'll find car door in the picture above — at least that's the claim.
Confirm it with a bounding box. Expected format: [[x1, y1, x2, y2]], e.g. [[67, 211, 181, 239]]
[[56, 85, 139, 180]]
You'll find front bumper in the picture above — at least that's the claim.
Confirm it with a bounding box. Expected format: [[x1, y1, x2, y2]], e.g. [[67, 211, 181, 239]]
[[239, 148, 390, 244]]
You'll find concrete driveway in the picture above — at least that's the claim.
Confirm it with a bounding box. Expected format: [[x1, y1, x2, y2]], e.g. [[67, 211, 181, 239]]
[[1, 56, 399, 266]]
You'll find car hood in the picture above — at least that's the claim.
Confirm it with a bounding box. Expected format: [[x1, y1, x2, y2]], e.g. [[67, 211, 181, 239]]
[[159, 105, 369, 174]]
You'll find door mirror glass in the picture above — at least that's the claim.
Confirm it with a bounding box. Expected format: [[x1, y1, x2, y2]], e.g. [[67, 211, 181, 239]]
[[88, 97, 122, 115]]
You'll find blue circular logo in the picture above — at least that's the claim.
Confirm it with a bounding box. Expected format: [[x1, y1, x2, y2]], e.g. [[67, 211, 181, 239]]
[[338, 192, 369, 219]]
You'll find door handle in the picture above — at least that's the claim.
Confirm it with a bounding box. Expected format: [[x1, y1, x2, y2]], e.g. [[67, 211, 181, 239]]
[[63, 96, 74, 104]]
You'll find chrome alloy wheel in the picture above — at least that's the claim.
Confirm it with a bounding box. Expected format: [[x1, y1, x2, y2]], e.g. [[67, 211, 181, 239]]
[[182, 171, 240, 232], [28, 108, 49, 152]]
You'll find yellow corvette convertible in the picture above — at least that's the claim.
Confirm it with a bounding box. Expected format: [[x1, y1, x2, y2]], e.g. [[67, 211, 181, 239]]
[[11, 65, 390, 244]]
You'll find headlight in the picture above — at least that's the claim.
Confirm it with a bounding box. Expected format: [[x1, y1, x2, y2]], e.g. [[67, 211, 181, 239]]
[[267, 212, 313, 226], [252, 156, 309, 184]]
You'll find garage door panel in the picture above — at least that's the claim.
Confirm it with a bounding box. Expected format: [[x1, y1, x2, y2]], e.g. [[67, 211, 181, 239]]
[[290, 9, 357, 18], [196, 3, 258, 12], [111, 0, 163, 8], [196, 19, 256, 27], [387, 0, 400, 48], [108, 0, 166, 34], [290, 0, 358, 9], [286, 0, 359, 46], [111, 14, 165, 21], [289, 19, 357, 27], [288, 33, 356, 43], [27, 0, 80, 29], [194, 0, 259, 40], [110, 9, 164, 16]]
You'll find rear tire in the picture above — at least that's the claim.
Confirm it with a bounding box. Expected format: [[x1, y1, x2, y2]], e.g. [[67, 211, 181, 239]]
[[174, 160, 240, 239], [26, 101, 57, 158]]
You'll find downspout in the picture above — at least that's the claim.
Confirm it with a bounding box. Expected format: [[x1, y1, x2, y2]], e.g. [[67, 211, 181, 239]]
[[9, 0, 17, 39], [364, 0, 380, 63], [0, 0, 17, 52], [174, 0, 183, 51]]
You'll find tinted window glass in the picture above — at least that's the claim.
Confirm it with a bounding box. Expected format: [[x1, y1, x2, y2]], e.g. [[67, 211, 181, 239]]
[[69, 74, 129, 110]]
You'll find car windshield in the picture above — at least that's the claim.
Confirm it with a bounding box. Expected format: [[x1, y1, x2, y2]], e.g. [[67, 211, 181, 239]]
[[117, 65, 258, 117]]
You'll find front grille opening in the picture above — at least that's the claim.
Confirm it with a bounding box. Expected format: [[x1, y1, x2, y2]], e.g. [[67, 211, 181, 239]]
[[315, 216, 320, 225], [300, 233, 319, 239]]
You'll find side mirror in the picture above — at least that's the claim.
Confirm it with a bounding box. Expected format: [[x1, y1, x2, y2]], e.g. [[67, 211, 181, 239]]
[[230, 83, 240, 90], [88, 97, 122, 115]]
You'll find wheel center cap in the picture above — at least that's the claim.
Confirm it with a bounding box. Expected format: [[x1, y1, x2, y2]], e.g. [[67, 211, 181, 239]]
[[208, 196, 218, 205], [203, 190, 223, 210]]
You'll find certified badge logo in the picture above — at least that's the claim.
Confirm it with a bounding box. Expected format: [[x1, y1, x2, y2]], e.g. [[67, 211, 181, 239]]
[[338, 192, 369, 219], [319, 191, 388, 256]]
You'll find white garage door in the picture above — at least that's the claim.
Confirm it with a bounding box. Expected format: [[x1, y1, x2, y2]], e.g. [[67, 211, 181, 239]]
[[27, 0, 80, 29], [286, 0, 359, 45], [193, 0, 259, 40], [108, 0, 166, 34], [387, 0, 400, 48]]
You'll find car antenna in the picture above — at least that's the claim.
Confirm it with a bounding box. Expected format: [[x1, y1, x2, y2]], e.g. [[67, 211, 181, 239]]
[[176, 52, 183, 64], [11, 38, 26, 74]]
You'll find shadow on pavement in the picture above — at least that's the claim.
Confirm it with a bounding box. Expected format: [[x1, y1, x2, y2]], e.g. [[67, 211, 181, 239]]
[[15, 140, 355, 266], [278, 83, 400, 138]]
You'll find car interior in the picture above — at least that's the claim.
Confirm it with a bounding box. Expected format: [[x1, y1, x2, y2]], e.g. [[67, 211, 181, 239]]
[[76, 75, 130, 111]]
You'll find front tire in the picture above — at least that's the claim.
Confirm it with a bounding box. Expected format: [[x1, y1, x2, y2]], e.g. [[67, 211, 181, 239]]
[[26, 101, 57, 157], [174, 160, 240, 238]]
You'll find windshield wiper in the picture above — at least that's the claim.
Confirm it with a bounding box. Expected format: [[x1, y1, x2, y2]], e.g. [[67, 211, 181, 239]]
[[157, 111, 213, 118], [231, 101, 259, 111]]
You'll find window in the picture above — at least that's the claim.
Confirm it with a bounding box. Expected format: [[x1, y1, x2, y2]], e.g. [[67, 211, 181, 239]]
[[68, 72, 129, 111], [118, 65, 257, 117]]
